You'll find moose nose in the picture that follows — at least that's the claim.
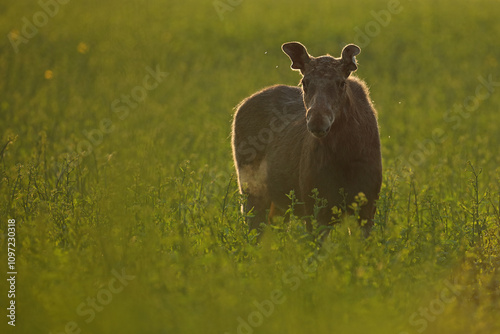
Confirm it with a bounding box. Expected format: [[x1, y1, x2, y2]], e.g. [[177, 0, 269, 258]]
[[307, 114, 332, 138], [307, 125, 330, 138]]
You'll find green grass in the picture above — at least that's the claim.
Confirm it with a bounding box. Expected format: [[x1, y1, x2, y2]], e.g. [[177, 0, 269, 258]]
[[1, 0, 500, 333]]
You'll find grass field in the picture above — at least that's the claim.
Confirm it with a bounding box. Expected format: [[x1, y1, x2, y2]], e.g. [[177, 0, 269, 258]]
[[1, 0, 500, 333]]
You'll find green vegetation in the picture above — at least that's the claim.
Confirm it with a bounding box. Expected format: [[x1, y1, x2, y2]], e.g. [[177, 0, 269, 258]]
[[1, 0, 499, 333]]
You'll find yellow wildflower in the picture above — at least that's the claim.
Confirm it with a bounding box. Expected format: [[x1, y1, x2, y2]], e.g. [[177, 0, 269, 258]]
[[44, 70, 53, 80], [77, 42, 89, 54]]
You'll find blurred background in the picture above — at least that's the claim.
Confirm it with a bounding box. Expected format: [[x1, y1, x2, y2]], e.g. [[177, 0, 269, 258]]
[[1, 0, 499, 333]]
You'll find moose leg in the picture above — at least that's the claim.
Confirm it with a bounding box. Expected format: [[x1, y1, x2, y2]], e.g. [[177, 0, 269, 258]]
[[268, 202, 285, 224], [345, 163, 382, 238], [244, 193, 271, 232], [303, 197, 330, 238], [236, 159, 271, 232], [359, 202, 376, 238]]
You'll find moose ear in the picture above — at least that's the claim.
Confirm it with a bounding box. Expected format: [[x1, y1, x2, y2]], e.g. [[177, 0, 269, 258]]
[[282, 42, 311, 74], [341, 44, 361, 76]]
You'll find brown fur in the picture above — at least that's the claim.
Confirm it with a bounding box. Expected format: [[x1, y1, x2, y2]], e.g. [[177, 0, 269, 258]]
[[231, 42, 382, 237]]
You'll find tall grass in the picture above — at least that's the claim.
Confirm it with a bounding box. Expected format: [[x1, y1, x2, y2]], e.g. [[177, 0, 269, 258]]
[[1, 0, 499, 333]]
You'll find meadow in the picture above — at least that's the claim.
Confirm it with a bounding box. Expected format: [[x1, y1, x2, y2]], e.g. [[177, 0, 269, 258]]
[[0, 0, 499, 333]]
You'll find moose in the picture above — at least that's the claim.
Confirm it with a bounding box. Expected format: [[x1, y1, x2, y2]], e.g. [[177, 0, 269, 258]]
[[231, 41, 382, 238]]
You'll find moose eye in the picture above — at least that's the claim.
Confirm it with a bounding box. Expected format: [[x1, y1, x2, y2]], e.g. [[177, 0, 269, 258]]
[[339, 81, 346, 89]]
